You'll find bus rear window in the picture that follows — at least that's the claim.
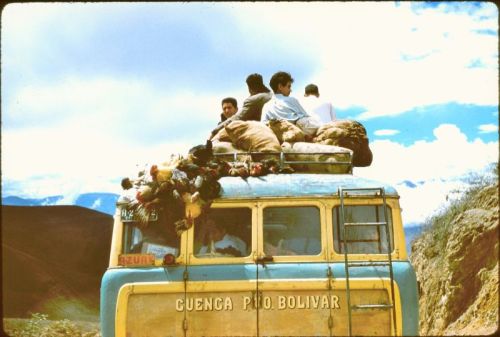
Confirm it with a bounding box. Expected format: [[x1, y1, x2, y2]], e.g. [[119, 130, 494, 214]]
[[263, 206, 321, 256], [194, 207, 252, 258], [332, 205, 393, 254]]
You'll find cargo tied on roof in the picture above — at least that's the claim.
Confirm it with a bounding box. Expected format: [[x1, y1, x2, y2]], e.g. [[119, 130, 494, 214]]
[[116, 118, 373, 238]]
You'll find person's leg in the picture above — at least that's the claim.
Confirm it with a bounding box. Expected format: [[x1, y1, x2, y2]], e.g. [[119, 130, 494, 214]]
[[296, 117, 320, 138]]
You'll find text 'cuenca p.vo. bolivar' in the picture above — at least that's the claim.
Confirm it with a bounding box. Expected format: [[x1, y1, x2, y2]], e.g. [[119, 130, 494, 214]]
[[175, 295, 341, 312]]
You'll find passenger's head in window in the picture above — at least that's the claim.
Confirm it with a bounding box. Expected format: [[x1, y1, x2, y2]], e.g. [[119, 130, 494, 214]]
[[204, 219, 226, 243], [197, 218, 248, 257]]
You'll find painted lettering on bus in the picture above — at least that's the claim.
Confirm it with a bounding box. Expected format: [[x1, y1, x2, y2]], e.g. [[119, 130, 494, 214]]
[[175, 297, 233, 312], [175, 295, 341, 312], [276, 295, 340, 310], [241, 295, 340, 310], [118, 254, 154, 266]]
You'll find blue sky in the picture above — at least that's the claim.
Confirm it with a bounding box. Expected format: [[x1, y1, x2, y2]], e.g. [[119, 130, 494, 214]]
[[1, 2, 498, 224]]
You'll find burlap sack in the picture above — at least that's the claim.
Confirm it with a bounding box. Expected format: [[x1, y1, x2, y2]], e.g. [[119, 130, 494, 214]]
[[211, 127, 231, 142], [212, 141, 251, 162], [313, 120, 373, 167], [225, 121, 281, 153], [212, 141, 241, 154], [266, 119, 305, 143], [282, 142, 352, 173]]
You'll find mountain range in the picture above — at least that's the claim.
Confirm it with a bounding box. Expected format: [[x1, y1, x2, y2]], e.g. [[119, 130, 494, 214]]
[[2, 193, 119, 216]]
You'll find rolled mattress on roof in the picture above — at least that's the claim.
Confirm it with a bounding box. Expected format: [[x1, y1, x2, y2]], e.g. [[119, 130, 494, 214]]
[[281, 142, 352, 174]]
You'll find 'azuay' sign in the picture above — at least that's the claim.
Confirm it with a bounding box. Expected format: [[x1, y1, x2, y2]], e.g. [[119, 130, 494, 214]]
[[175, 295, 341, 312], [118, 254, 155, 266]]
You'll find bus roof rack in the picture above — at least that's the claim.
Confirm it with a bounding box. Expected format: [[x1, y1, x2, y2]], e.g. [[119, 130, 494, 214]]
[[213, 150, 353, 174]]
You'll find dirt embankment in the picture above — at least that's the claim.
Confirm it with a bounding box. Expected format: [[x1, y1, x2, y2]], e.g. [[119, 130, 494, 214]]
[[410, 180, 499, 336], [2, 205, 113, 321]]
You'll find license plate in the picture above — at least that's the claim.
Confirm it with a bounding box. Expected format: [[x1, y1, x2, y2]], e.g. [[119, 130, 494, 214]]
[[120, 207, 159, 222]]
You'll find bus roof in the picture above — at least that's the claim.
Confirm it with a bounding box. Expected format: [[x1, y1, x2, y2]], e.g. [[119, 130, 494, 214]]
[[217, 173, 399, 199]]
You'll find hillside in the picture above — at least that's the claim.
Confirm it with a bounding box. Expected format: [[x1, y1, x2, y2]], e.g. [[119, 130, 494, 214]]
[[2, 193, 119, 215], [2, 205, 113, 321], [410, 177, 498, 335]]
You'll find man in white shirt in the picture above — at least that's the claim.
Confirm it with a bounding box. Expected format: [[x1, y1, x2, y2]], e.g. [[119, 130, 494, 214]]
[[262, 71, 321, 137], [198, 219, 247, 257], [301, 84, 335, 124]]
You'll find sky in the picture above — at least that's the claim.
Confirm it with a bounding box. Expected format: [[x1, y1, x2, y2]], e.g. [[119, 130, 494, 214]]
[[1, 1, 498, 225]]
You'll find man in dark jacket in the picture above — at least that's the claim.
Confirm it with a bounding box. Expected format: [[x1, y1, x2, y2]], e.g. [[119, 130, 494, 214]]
[[219, 97, 238, 124], [210, 73, 272, 139]]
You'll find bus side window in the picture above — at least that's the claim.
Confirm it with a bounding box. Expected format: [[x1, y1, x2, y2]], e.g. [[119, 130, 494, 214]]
[[263, 206, 321, 256], [122, 213, 181, 259], [194, 207, 252, 258], [332, 205, 393, 254]]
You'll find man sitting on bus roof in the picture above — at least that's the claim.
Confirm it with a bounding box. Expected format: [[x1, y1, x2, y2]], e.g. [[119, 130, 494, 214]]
[[261, 71, 321, 138], [210, 73, 272, 139]]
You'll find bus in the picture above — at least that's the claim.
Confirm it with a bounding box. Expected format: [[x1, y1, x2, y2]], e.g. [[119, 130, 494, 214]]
[[100, 150, 419, 336]]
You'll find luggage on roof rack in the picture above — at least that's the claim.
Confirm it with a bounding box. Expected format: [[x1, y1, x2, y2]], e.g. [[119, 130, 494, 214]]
[[213, 142, 353, 174]]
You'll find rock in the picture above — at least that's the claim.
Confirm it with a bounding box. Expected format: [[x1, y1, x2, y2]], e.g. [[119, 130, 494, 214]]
[[410, 181, 498, 335]]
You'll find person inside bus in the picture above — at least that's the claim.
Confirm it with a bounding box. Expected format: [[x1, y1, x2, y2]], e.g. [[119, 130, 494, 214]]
[[129, 220, 179, 257], [264, 227, 297, 256], [261, 71, 321, 138], [198, 218, 247, 257], [219, 97, 238, 124], [210, 73, 272, 139]]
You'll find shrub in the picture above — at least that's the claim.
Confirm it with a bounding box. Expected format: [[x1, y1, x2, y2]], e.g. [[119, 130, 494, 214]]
[[3, 313, 101, 337]]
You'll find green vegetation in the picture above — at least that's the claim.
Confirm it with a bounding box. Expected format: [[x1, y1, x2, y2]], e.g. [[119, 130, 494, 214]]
[[3, 313, 101, 337]]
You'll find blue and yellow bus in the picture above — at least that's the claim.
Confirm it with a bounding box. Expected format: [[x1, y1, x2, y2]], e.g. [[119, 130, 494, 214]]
[[101, 151, 419, 336]]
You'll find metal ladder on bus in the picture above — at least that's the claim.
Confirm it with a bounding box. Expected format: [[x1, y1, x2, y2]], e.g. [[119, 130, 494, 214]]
[[338, 187, 398, 336]]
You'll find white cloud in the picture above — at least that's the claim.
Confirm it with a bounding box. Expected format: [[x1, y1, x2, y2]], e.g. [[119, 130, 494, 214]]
[[374, 129, 400, 136], [396, 178, 465, 225], [230, 2, 499, 119], [356, 124, 498, 225], [5, 77, 232, 137], [3, 2, 498, 122], [91, 198, 102, 210], [1, 72, 254, 200], [478, 123, 499, 133], [1, 121, 195, 198], [357, 124, 498, 183]]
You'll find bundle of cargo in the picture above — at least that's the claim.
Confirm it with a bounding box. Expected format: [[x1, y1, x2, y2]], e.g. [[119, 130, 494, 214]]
[[313, 119, 373, 167], [116, 118, 372, 237], [265, 119, 305, 143], [211, 119, 356, 173], [118, 144, 225, 234], [117, 136, 284, 235]]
